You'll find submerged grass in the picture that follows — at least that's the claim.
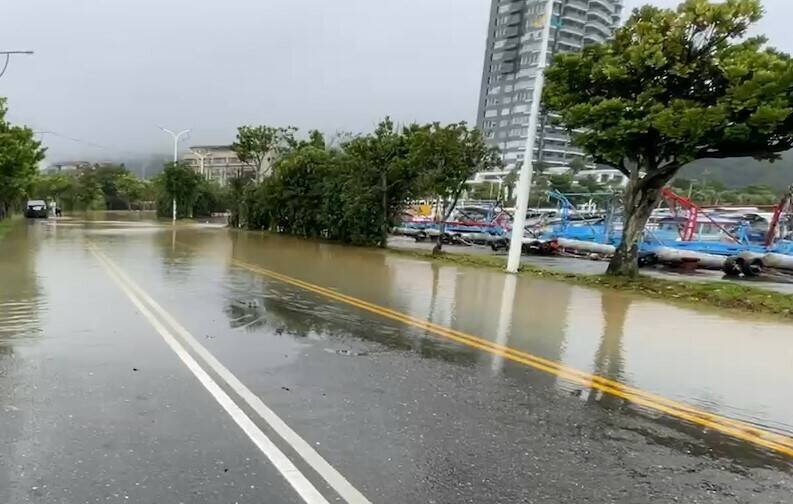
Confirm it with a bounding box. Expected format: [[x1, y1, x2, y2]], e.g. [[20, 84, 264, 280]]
[[388, 248, 793, 320]]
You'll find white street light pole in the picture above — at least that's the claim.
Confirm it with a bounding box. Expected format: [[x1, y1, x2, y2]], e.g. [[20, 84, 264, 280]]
[[506, 0, 555, 273], [159, 127, 190, 224]]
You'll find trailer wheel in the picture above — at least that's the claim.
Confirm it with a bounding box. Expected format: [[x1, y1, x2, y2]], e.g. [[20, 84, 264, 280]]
[[740, 258, 764, 277], [638, 252, 658, 268], [722, 257, 742, 277]]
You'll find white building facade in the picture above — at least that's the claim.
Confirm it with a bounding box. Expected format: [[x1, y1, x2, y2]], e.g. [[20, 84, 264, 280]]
[[183, 145, 273, 186]]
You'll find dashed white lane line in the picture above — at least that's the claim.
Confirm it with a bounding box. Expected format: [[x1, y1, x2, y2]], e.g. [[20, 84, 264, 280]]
[[92, 248, 334, 504]]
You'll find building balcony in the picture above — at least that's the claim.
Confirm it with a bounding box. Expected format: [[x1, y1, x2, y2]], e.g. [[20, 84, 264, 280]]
[[566, 0, 589, 11], [589, 0, 615, 12], [498, 49, 518, 61], [500, 26, 520, 38], [556, 40, 582, 52], [558, 23, 584, 37], [585, 20, 612, 39], [561, 9, 587, 24], [505, 14, 522, 26], [588, 9, 614, 27]]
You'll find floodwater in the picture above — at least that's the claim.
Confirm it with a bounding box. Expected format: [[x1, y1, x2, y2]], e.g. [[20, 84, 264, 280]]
[[2, 213, 792, 502]]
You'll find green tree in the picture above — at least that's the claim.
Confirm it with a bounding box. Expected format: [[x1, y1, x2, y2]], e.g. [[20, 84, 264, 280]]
[[568, 156, 588, 174], [467, 182, 500, 201], [342, 117, 417, 247], [548, 173, 575, 194], [230, 125, 297, 227], [115, 171, 147, 210], [72, 169, 105, 210], [232, 125, 297, 181], [156, 162, 201, 219], [576, 175, 606, 194], [410, 122, 501, 254], [31, 172, 75, 208], [502, 169, 519, 202], [0, 98, 46, 218], [543, 0, 793, 276]]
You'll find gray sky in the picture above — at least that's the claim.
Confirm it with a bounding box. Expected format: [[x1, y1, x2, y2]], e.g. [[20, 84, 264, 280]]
[[2, 0, 792, 163]]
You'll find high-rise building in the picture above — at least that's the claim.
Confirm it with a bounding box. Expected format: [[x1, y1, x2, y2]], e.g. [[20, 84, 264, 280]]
[[475, 0, 623, 181]]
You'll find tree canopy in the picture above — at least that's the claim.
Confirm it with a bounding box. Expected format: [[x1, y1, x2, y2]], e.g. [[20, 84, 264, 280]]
[[232, 125, 297, 180], [543, 0, 793, 275], [0, 98, 46, 218], [409, 122, 501, 252]]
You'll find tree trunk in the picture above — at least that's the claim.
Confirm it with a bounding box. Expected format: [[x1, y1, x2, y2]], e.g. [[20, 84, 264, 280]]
[[433, 196, 445, 255], [432, 220, 445, 255], [606, 176, 666, 277], [379, 170, 388, 248]]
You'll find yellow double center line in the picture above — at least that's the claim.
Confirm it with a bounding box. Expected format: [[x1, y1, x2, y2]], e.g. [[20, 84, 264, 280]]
[[219, 257, 793, 457]]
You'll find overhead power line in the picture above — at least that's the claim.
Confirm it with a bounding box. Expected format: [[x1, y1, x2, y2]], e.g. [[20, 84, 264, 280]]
[[34, 130, 141, 157], [0, 50, 34, 79]]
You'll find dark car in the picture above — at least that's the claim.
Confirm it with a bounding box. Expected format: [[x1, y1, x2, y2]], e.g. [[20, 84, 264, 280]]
[[25, 200, 49, 218]]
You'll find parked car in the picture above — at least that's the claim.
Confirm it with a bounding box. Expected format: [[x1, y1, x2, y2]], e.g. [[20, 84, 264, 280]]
[[24, 200, 48, 218]]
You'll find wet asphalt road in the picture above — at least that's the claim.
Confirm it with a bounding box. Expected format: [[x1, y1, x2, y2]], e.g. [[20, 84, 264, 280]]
[[1, 214, 793, 503]]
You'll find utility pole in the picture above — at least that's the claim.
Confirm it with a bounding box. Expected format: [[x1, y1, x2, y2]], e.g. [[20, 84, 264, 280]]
[[158, 127, 191, 224], [506, 0, 555, 273], [0, 50, 33, 79]]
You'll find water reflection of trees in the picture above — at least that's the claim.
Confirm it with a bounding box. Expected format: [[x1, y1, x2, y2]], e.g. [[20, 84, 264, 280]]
[[0, 222, 42, 356], [221, 270, 479, 366], [587, 291, 629, 409], [154, 227, 201, 280]]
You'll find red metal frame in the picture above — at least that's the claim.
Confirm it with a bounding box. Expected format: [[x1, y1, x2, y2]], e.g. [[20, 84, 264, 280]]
[[660, 187, 699, 241], [765, 186, 793, 246]]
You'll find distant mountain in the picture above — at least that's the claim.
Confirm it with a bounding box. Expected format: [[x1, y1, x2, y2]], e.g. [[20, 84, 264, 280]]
[[679, 151, 793, 189]]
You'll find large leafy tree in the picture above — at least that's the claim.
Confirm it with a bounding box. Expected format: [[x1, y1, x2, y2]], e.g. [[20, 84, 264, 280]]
[[543, 0, 793, 276], [157, 162, 201, 218], [410, 122, 501, 254], [342, 117, 417, 247], [230, 125, 297, 227], [0, 98, 46, 218], [232, 125, 297, 181]]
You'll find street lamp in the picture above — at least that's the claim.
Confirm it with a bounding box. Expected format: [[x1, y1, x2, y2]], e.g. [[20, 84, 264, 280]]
[[191, 148, 212, 179], [158, 126, 191, 223], [506, 0, 554, 273], [0, 50, 34, 79]]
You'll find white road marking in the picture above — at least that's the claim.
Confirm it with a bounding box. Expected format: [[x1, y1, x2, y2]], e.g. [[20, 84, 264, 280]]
[[91, 248, 331, 504], [92, 247, 371, 504]]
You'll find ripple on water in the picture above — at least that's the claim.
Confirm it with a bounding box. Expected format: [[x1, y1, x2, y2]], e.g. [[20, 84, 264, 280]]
[[0, 298, 46, 341]]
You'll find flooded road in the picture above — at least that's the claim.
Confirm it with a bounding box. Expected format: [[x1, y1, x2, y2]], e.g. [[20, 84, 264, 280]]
[[2, 214, 792, 503]]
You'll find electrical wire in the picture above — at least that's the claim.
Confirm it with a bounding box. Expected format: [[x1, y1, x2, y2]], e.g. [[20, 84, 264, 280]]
[[0, 54, 10, 79], [35, 130, 140, 156]]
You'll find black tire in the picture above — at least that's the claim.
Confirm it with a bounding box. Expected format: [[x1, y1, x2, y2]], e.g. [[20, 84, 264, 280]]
[[638, 252, 658, 268], [722, 257, 742, 277], [740, 258, 764, 277]]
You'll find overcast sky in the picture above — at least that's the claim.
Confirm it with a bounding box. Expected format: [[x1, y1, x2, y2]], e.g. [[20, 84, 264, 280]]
[[2, 0, 792, 162]]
